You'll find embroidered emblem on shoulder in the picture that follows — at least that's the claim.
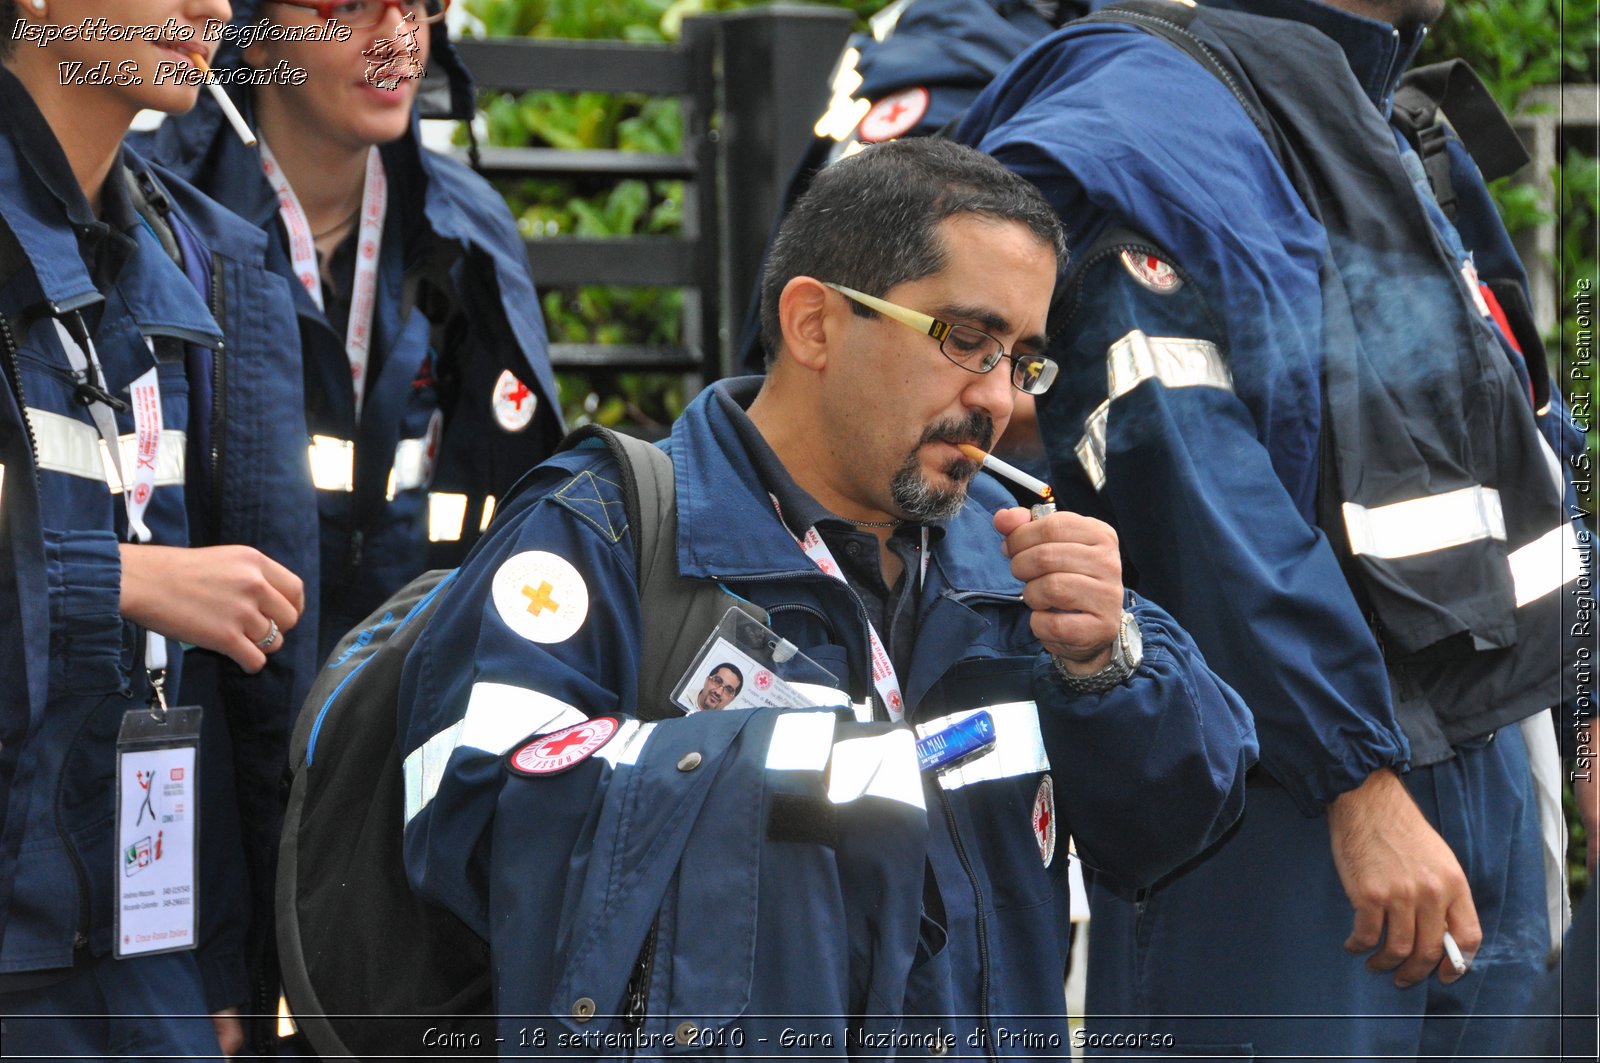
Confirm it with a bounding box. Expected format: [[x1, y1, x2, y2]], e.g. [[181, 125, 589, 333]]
[[553, 470, 629, 544], [491, 370, 537, 433], [858, 87, 929, 143], [1119, 250, 1184, 295], [1033, 774, 1056, 868], [491, 551, 590, 644], [506, 717, 619, 776]]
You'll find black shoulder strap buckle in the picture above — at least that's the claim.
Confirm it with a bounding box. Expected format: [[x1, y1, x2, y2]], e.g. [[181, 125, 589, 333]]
[[1393, 60, 1530, 220]]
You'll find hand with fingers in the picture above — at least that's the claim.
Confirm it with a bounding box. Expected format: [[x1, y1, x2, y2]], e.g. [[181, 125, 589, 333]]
[[120, 543, 306, 673], [993, 507, 1124, 675], [1327, 767, 1482, 987]]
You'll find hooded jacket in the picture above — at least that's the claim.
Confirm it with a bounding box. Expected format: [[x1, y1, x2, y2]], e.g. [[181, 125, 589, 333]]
[[0, 64, 317, 983], [955, 0, 1591, 788], [134, 1, 565, 657], [398, 377, 1257, 1056]]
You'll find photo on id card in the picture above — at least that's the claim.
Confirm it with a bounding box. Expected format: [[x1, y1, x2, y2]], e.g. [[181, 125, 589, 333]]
[[672, 607, 842, 714]]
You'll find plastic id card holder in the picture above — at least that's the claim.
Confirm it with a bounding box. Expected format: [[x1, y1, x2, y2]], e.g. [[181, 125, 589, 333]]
[[114, 704, 201, 958], [673, 607, 844, 714]]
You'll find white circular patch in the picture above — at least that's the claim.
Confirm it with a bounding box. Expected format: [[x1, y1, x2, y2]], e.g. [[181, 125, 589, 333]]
[[508, 717, 618, 776], [858, 87, 929, 143], [491, 550, 589, 644], [492, 369, 537, 433], [1119, 249, 1183, 294], [1032, 774, 1056, 868]]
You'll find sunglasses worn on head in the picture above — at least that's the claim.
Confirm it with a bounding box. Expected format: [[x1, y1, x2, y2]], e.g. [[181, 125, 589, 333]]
[[825, 283, 1058, 395]]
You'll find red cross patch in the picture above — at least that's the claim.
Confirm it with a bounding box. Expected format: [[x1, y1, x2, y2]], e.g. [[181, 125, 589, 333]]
[[1119, 249, 1183, 295], [491, 369, 537, 434], [755, 670, 773, 691], [858, 87, 929, 144], [1032, 774, 1056, 868], [507, 717, 618, 777]]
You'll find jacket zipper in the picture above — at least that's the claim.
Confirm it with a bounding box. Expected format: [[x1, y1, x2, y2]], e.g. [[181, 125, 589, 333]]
[[937, 786, 997, 1062], [1105, 9, 1269, 145], [724, 569, 1002, 1049], [207, 252, 227, 539], [623, 919, 659, 1034], [56, 703, 100, 953], [1, 311, 39, 481]]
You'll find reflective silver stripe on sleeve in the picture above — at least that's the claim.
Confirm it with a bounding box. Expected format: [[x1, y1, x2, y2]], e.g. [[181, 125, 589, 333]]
[[402, 684, 587, 825], [308, 435, 355, 492], [1106, 330, 1232, 400], [428, 492, 469, 542], [1510, 523, 1588, 607], [27, 407, 186, 491], [826, 729, 924, 810], [1075, 331, 1232, 490], [597, 720, 652, 768], [1341, 485, 1506, 560], [916, 701, 1049, 791], [765, 712, 838, 772], [1076, 402, 1110, 491], [391, 435, 431, 494]]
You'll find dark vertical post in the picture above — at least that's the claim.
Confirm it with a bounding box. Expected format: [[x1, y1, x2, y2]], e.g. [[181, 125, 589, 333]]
[[707, 5, 854, 378], [680, 16, 722, 385]]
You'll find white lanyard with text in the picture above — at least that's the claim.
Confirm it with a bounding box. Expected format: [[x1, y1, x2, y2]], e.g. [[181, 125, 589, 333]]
[[260, 140, 387, 421], [54, 318, 167, 676], [776, 495, 929, 723]]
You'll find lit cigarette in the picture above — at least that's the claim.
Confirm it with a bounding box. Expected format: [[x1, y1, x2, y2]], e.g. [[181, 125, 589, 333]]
[[189, 52, 256, 147], [956, 443, 1053, 502], [1442, 930, 1467, 975]]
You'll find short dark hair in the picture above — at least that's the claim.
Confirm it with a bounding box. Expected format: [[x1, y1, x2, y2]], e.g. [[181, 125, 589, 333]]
[[711, 663, 743, 689], [1, 2, 20, 61], [759, 137, 1066, 368]]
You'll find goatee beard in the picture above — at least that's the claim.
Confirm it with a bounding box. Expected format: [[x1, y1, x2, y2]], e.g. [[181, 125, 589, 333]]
[[889, 411, 994, 522]]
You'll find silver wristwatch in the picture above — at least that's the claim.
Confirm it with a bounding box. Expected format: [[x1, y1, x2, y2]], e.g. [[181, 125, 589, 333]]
[[1052, 610, 1143, 694]]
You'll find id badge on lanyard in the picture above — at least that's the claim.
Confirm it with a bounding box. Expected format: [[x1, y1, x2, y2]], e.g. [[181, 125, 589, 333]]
[[773, 495, 929, 723], [114, 698, 201, 958], [54, 316, 201, 957], [261, 140, 386, 421]]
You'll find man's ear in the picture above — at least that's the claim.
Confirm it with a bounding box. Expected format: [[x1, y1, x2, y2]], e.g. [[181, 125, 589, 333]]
[[777, 276, 838, 372]]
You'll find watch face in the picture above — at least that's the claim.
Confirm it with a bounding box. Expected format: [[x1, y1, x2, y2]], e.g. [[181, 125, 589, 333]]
[[1118, 611, 1144, 670]]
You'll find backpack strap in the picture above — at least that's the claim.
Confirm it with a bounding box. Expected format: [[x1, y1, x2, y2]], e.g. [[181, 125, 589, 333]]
[[557, 425, 764, 721], [1392, 60, 1529, 221]]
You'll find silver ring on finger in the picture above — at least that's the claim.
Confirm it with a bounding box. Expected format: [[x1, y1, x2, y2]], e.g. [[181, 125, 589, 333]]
[[257, 618, 280, 651]]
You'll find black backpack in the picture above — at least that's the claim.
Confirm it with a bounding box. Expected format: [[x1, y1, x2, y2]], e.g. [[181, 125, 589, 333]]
[[276, 425, 755, 1059]]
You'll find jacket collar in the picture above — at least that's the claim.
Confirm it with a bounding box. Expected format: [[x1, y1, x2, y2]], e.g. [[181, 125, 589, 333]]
[[1202, 0, 1427, 111], [0, 69, 219, 344], [0, 66, 114, 310], [669, 377, 1023, 598]]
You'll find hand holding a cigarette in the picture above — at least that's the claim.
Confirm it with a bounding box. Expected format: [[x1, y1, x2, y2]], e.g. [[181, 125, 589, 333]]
[[993, 506, 1124, 674], [1327, 767, 1481, 987]]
